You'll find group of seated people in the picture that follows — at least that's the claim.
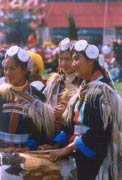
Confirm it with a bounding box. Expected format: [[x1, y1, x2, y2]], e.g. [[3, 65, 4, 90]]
[[0, 38, 122, 180]]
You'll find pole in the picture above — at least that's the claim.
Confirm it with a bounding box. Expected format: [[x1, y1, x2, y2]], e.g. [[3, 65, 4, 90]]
[[103, 0, 108, 45]]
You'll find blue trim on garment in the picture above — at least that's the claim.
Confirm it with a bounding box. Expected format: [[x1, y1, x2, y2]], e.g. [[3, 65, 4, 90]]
[[54, 131, 69, 146], [25, 139, 39, 150], [78, 101, 86, 124], [75, 137, 96, 158], [96, 75, 104, 81]]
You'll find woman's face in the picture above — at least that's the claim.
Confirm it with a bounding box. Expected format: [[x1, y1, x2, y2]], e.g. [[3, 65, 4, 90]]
[[4, 58, 27, 86], [72, 52, 93, 79], [59, 51, 75, 74]]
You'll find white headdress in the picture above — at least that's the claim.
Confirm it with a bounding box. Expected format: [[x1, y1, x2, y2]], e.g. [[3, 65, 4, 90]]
[[5, 45, 33, 72]]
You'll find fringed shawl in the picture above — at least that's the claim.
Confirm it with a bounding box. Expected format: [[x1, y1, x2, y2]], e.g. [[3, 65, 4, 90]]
[[63, 81, 122, 180], [44, 72, 79, 107], [0, 83, 55, 139], [23, 99, 55, 139], [44, 73, 62, 107]]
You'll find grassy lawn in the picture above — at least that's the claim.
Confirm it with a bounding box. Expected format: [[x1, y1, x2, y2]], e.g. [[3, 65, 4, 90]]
[[40, 71, 52, 79], [115, 82, 122, 95]]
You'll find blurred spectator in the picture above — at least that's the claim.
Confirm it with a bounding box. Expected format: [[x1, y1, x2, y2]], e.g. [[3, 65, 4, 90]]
[[0, 47, 6, 78], [42, 41, 58, 73], [27, 50, 47, 85], [0, 31, 5, 44], [110, 63, 122, 82], [27, 32, 37, 49], [30, 3, 51, 46], [113, 39, 122, 66], [101, 44, 115, 65], [110, 63, 120, 81]]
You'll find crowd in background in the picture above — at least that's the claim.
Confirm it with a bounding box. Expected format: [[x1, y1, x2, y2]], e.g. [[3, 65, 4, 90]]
[[0, 0, 122, 82]]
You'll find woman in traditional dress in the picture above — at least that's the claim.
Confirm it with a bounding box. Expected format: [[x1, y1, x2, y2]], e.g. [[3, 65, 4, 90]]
[[37, 38, 82, 150], [0, 45, 48, 153], [49, 40, 122, 180], [46, 39, 81, 121]]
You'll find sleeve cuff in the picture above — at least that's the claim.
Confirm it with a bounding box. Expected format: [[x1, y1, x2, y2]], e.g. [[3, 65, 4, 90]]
[[54, 131, 69, 146], [75, 137, 96, 158], [25, 139, 39, 150]]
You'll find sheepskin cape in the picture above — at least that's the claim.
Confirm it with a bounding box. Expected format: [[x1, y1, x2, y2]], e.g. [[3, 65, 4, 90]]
[[64, 81, 122, 180]]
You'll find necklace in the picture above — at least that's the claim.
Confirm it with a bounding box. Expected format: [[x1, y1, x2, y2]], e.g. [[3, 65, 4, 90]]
[[11, 81, 29, 91]]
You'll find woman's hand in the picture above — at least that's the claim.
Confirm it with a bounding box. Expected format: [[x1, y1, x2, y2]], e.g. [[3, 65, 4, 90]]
[[50, 147, 70, 162], [54, 104, 66, 120], [3, 147, 31, 153], [50, 142, 77, 162], [38, 143, 61, 150]]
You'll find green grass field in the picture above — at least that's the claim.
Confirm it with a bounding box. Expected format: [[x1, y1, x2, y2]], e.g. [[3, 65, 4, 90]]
[[115, 82, 122, 95], [41, 71, 52, 79]]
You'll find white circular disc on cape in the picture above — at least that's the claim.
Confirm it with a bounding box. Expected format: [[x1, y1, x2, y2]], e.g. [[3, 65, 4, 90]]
[[98, 54, 105, 67], [104, 62, 108, 71], [59, 38, 71, 51], [74, 40, 88, 52], [30, 81, 45, 91], [52, 47, 60, 56], [86, 45, 99, 59], [18, 49, 29, 62], [6, 45, 19, 56]]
